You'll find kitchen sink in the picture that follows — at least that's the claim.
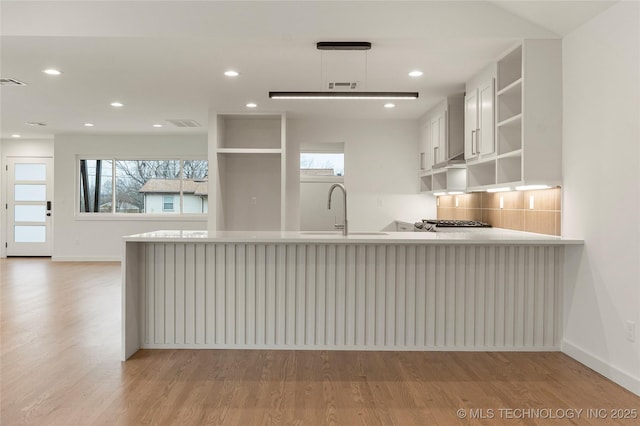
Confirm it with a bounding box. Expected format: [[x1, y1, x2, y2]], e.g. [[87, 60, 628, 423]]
[[299, 231, 388, 236]]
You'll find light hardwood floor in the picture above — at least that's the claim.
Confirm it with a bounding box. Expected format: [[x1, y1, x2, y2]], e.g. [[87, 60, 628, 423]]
[[1, 258, 638, 425]]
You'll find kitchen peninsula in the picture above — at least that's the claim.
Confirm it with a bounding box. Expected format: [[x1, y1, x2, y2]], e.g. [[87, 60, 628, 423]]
[[122, 229, 582, 360]]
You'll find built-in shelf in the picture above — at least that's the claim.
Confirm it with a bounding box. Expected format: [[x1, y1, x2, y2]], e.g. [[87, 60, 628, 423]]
[[217, 114, 282, 150], [467, 160, 496, 188], [420, 175, 432, 192], [497, 45, 522, 91], [496, 78, 523, 96], [211, 113, 287, 232], [497, 149, 523, 159], [497, 154, 522, 184], [497, 86, 522, 123], [497, 116, 522, 156], [217, 148, 282, 155], [497, 113, 522, 128]]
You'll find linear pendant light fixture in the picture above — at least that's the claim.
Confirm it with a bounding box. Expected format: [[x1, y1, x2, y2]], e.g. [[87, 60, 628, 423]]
[[269, 91, 418, 100], [269, 41, 419, 101]]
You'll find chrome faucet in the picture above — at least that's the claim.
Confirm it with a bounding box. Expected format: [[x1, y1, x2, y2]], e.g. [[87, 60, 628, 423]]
[[327, 183, 348, 236]]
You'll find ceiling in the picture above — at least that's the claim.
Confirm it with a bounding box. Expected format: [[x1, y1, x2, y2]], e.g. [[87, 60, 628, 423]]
[[0, 0, 617, 139]]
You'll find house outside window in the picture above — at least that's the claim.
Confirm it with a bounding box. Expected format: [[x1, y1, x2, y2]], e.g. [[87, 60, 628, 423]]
[[162, 196, 174, 212], [78, 158, 208, 215]]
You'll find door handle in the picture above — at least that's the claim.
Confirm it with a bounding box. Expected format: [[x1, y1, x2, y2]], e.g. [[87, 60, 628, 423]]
[[47, 201, 52, 210], [471, 130, 476, 154]]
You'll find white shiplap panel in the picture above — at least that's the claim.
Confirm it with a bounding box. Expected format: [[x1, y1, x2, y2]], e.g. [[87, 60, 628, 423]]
[[184, 244, 196, 345], [140, 242, 563, 352], [280, 244, 291, 346], [174, 244, 186, 345], [215, 244, 225, 344], [315, 245, 326, 346], [405, 245, 416, 347], [224, 245, 235, 345], [154, 244, 165, 344], [335, 245, 346, 346], [245, 245, 256, 345], [164, 244, 175, 344], [365, 245, 376, 346], [395, 246, 406, 346], [255, 245, 266, 345], [265, 245, 277, 345], [355, 245, 366, 346], [345, 245, 356, 346], [296, 245, 307, 345], [275, 244, 284, 345], [305, 245, 317, 346], [235, 245, 246, 345], [205, 244, 216, 344], [195, 244, 206, 345]]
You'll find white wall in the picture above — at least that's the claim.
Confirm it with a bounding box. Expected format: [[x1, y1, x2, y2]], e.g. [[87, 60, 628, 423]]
[[54, 134, 207, 261], [288, 119, 435, 232], [562, 1, 640, 395], [0, 138, 55, 258]]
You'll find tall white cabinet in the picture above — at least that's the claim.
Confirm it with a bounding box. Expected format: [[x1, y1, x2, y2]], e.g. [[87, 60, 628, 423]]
[[419, 95, 465, 193], [466, 40, 562, 191], [208, 113, 287, 232]]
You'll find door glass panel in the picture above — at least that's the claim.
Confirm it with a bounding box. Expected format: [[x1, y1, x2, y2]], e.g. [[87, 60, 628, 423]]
[[14, 184, 46, 201], [14, 226, 46, 243], [15, 163, 46, 181], [15, 205, 46, 222]]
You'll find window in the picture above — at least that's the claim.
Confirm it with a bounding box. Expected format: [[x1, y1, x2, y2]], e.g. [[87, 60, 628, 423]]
[[300, 153, 344, 177], [79, 160, 113, 212], [162, 196, 174, 212], [79, 158, 208, 215]]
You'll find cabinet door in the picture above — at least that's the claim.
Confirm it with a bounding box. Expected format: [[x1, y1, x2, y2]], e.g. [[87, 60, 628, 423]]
[[465, 89, 478, 159], [419, 121, 430, 172], [438, 113, 446, 163], [478, 78, 495, 155], [430, 116, 440, 167]]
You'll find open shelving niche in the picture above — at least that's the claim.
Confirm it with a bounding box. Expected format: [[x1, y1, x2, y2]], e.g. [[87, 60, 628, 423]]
[[466, 40, 561, 192], [209, 113, 287, 232], [420, 167, 466, 194]]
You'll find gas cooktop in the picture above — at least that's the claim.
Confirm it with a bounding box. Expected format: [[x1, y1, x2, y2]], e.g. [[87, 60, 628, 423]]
[[423, 219, 492, 228]]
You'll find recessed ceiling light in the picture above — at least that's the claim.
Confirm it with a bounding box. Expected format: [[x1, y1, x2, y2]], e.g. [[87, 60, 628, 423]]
[[110, 102, 124, 107], [246, 102, 257, 108], [224, 70, 239, 77], [152, 124, 163, 128], [43, 69, 62, 76], [408, 70, 423, 77], [84, 123, 94, 127], [384, 103, 395, 108], [11, 134, 21, 138]]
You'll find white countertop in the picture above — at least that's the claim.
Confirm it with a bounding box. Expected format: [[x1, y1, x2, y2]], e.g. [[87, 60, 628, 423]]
[[124, 229, 583, 245]]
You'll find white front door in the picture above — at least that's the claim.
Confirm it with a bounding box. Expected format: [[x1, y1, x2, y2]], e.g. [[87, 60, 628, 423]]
[[6, 157, 53, 256]]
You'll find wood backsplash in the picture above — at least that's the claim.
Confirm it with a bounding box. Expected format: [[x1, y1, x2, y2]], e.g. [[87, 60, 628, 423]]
[[437, 187, 561, 236]]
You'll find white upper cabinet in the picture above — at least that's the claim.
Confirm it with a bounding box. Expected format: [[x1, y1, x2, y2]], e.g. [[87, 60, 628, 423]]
[[419, 95, 465, 193], [465, 78, 495, 160], [466, 40, 562, 191]]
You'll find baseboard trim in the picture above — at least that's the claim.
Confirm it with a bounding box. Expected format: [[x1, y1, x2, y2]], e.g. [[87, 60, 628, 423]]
[[52, 256, 121, 262], [139, 344, 561, 352], [562, 339, 640, 396]]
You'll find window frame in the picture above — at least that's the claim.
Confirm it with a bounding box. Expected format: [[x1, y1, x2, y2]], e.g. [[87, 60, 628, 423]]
[[162, 195, 175, 212], [75, 156, 208, 219]]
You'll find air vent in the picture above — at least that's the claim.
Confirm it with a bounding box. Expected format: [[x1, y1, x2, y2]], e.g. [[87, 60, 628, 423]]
[[165, 119, 201, 128], [327, 81, 359, 90], [0, 78, 27, 86], [25, 121, 47, 127]]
